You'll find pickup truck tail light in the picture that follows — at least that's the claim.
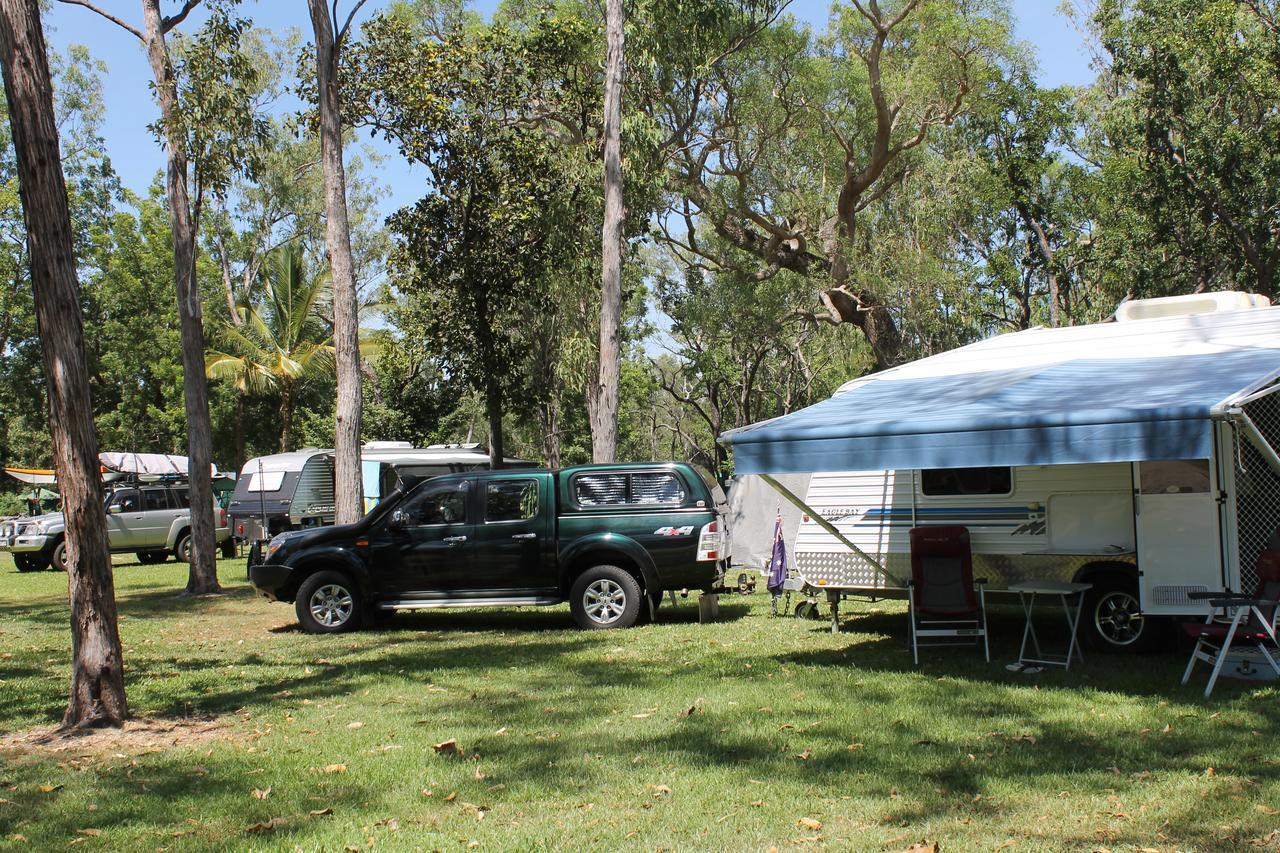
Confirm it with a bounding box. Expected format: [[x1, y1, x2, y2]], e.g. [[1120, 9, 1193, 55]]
[[696, 520, 722, 561]]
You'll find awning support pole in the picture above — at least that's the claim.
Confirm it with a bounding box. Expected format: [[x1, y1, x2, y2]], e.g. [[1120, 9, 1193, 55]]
[[760, 473, 905, 587], [1228, 409, 1280, 478]]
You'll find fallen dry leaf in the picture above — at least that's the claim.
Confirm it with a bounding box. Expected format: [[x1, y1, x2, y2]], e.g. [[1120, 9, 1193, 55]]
[[848, 743, 864, 751], [648, 784, 673, 798], [900, 841, 939, 853], [245, 817, 286, 833], [1255, 804, 1280, 816], [75, 829, 101, 837], [1161, 723, 1173, 734], [321, 764, 347, 774], [444, 791, 458, 802], [309, 808, 333, 817], [347, 721, 364, 729], [251, 787, 271, 800], [37, 784, 63, 793], [679, 706, 697, 718], [750, 800, 765, 808], [631, 713, 652, 719], [796, 749, 812, 761], [796, 817, 822, 831], [433, 739, 461, 756]]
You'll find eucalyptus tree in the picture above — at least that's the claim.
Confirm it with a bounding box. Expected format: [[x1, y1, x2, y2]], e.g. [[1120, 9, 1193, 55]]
[[55, 0, 268, 595], [305, 0, 366, 526], [0, 0, 126, 728], [1091, 0, 1280, 298], [594, 0, 624, 463], [656, 0, 1012, 369]]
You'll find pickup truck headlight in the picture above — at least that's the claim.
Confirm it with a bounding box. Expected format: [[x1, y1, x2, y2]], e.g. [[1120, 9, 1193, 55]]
[[264, 532, 291, 562]]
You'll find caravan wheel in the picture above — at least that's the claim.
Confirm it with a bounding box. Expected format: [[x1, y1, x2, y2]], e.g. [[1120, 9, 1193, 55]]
[[1084, 579, 1159, 653]]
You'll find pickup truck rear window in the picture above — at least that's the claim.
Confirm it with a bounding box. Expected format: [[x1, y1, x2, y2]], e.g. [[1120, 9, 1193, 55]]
[[572, 471, 687, 508]]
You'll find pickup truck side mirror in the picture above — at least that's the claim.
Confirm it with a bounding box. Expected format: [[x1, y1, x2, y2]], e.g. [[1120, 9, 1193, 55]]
[[387, 509, 407, 532]]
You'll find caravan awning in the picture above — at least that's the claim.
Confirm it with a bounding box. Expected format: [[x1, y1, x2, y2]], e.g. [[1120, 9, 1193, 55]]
[[721, 307, 1280, 474]]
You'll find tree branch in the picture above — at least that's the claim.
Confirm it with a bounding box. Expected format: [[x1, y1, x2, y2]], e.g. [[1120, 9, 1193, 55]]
[[55, 0, 144, 41], [337, 0, 370, 47], [161, 0, 202, 33]]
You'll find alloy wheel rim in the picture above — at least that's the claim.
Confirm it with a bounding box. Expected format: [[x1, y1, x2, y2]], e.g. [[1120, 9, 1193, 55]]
[[584, 578, 627, 625], [1095, 590, 1143, 645], [310, 584, 354, 627]]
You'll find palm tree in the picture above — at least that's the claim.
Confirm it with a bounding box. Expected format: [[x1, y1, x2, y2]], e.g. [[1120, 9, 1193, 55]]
[[206, 246, 334, 456]]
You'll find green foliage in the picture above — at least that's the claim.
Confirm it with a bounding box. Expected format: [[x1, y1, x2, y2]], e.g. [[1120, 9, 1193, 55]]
[[1092, 0, 1280, 296]]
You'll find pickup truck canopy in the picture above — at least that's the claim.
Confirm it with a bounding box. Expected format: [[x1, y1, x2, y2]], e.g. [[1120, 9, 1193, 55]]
[[721, 306, 1280, 474]]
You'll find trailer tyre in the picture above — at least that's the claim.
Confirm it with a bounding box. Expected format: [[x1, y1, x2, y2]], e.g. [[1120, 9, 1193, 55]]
[[1084, 578, 1158, 653], [296, 570, 363, 634], [570, 565, 642, 630]]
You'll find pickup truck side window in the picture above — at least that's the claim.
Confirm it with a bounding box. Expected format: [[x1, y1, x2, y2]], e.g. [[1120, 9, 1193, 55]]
[[486, 480, 538, 522], [574, 474, 628, 506], [401, 486, 468, 526], [630, 472, 686, 505]]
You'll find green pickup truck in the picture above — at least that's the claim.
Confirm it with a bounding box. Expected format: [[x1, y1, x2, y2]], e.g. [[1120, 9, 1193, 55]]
[[248, 463, 726, 632]]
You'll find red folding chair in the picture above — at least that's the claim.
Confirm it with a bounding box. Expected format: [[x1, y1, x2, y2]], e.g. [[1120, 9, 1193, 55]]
[[908, 526, 989, 665], [1181, 550, 1280, 698]]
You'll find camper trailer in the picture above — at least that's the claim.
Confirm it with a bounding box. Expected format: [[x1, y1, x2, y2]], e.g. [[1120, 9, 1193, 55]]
[[722, 293, 1280, 654], [228, 442, 536, 540]]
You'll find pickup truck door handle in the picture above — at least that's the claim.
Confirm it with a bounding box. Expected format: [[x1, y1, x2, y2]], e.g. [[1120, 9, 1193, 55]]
[[443, 535, 467, 544], [511, 533, 537, 540]]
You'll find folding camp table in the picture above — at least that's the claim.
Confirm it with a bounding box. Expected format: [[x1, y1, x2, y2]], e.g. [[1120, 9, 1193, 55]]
[[1009, 581, 1091, 670]]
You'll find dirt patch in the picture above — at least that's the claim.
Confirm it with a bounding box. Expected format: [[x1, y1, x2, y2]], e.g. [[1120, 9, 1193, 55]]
[[0, 716, 232, 759]]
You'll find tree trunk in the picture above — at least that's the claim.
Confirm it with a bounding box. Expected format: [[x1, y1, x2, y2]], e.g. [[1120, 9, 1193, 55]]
[[308, 0, 364, 525], [0, 0, 127, 728], [278, 381, 293, 453], [591, 0, 624, 463], [541, 398, 561, 468], [234, 390, 245, 475], [140, 0, 219, 595], [485, 378, 504, 470]]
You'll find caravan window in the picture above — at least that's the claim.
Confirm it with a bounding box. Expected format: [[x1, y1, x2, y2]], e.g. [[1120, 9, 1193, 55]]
[[921, 467, 1013, 496], [246, 470, 286, 492], [1139, 460, 1210, 494]]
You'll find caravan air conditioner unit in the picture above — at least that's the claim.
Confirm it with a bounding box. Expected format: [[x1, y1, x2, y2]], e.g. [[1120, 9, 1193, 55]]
[[1116, 291, 1271, 322]]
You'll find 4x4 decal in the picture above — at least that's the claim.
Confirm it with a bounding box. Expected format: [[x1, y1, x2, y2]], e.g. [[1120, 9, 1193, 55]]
[[654, 525, 695, 536]]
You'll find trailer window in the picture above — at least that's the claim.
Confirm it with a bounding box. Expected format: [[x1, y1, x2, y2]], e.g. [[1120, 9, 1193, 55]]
[[486, 480, 538, 522], [1139, 459, 1210, 494], [246, 471, 285, 492], [921, 467, 1013, 496], [573, 474, 628, 506]]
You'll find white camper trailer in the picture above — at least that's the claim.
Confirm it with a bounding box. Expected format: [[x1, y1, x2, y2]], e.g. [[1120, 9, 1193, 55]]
[[229, 442, 535, 539], [721, 294, 1280, 653]]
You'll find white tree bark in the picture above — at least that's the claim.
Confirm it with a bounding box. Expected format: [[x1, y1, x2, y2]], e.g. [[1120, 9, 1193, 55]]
[[592, 0, 624, 463]]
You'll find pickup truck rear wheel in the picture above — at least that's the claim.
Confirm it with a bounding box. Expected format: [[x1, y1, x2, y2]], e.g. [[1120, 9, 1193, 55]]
[[296, 570, 363, 634], [570, 565, 642, 630]]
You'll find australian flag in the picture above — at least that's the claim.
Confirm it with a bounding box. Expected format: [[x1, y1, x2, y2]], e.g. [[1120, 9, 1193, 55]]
[[766, 511, 788, 593]]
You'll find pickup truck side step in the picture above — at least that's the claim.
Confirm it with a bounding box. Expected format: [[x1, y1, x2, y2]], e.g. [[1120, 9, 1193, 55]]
[[378, 596, 562, 611]]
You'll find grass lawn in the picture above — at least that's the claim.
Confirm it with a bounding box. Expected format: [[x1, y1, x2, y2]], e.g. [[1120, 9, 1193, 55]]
[[1, 556, 1278, 851]]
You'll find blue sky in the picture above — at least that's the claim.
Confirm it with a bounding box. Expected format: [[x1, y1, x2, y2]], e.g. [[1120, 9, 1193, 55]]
[[42, 0, 1096, 217]]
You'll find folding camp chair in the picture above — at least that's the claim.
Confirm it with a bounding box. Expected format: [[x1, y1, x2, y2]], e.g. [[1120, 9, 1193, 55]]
[[1181, 551, 1280, 698], [908, 526, 989, 664]]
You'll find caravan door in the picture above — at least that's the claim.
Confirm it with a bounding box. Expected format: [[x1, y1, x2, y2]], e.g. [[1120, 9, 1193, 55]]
[[1134, 459, 1222, 614]]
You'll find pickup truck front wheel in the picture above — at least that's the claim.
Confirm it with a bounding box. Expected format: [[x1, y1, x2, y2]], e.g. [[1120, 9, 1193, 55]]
[[296, 570, 363, 634], [570, 565, 641, 630]]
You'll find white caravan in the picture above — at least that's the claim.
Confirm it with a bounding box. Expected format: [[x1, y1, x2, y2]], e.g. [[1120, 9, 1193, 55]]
[[722, 293, 1280, 653]]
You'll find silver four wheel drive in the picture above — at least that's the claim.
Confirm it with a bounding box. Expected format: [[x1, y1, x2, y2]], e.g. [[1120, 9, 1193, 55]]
[[0, 483, 232, 572]]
